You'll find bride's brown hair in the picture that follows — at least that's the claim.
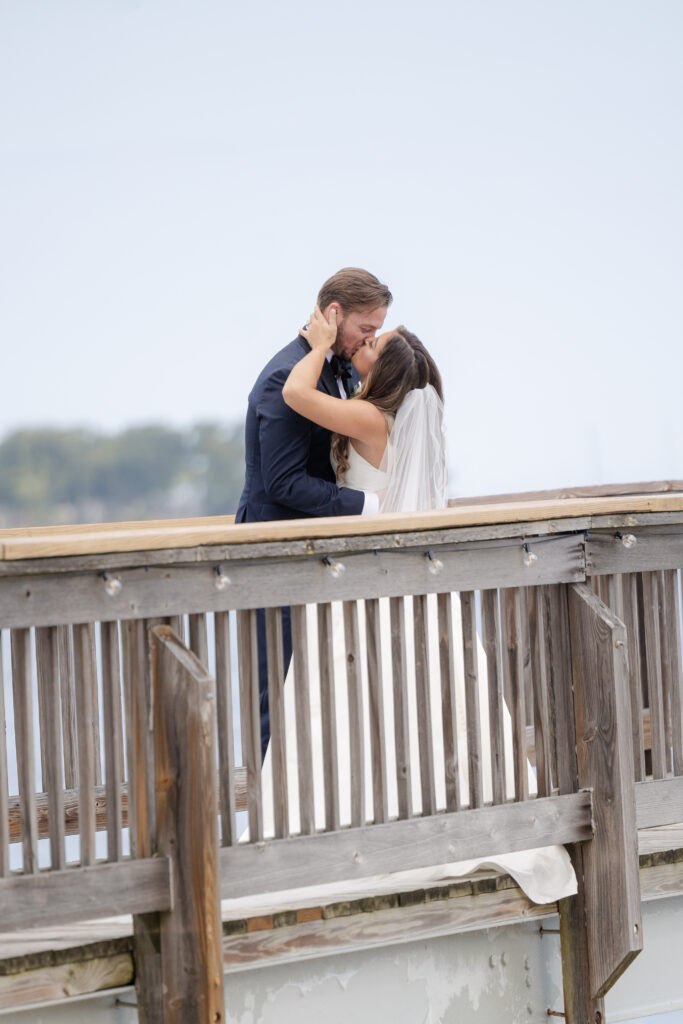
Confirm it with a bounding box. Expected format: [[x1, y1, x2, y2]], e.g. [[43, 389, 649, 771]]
[[331, 328, 443, 482]]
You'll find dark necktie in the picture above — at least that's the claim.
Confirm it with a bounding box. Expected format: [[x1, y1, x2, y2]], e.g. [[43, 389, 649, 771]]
[[329, 354, 352, 395]]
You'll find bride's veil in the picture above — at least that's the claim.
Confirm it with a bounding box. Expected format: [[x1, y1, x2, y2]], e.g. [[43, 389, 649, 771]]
[[378, 384, 448, 514]]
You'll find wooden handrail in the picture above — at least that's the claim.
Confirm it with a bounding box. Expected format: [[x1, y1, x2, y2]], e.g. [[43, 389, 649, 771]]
[[2, 492, 683, 561]]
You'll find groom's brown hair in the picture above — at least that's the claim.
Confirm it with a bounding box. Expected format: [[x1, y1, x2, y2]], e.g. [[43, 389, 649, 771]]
[[317, 267, 392, 313]]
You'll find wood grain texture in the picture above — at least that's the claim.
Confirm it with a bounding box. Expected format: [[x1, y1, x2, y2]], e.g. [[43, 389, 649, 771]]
[[57, 625, 77, 790], [366, 598, 388, 824], [2, 493, 682, 560], [0, 857, 171, 932], [215, 611, 237, 846], [34, 626, 65, 870], [413, 594, 435, 817], [10, 628, 38, 874], [437, 592, 459, 812], [0, 952, 134, 1011], [568, 582, 642, 998], [100, 620, 123, 862], [642, 571, 668, 778], [291, 605, 314, 836], [527, 588, 551, 797], [72, 623, 97, 866], [266, 607, 289, 839], [635, 776, 683, 829], [343, 601, 365, 828], [460, 591, 482, 809], [0, 631, 8, 876], [317, 602, 339, 833], [219, 791, 593, 900], [501, 589, 528, 801], [481, 589, 505, 806], [621, 573, 646, 782], [150, 626, 225, 1024], [0, 535, 586, 630], [586, 529, 683, 576], [237, 609, 262, 842], [390, 597, 412, 819]]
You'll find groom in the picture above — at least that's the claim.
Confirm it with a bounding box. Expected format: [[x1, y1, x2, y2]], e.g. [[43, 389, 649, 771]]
[[236, 267, 392, 754]]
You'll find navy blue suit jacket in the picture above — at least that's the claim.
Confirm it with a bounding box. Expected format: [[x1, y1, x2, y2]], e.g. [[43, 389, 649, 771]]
[[236, 337, 364, 522]]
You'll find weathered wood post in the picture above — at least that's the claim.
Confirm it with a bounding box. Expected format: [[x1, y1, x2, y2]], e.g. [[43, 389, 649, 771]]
[[150, 625, 225, 1023]]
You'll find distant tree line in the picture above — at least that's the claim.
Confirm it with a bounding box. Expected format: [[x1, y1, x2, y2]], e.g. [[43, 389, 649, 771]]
[[0, 423, 245, 527]]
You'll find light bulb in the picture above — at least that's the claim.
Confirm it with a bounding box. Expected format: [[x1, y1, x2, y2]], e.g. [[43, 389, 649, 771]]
[[523, 546, 538, 568], [426, 551, 444, 576], [323, 557, 345, 579], [103, 574, 123, 597], [214, 567, 231, 590], [620, 533, 637, 549]]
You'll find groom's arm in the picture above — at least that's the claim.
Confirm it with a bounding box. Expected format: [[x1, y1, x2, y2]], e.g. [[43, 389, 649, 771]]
[[257, 370, 364, 518]]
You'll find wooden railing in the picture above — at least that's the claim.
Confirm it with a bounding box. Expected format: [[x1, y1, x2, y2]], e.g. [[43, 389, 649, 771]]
[[1, 487, 683, 1020]]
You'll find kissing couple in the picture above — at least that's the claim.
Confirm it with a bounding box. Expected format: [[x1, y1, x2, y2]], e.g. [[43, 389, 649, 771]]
[[236, 267, 448, 758]]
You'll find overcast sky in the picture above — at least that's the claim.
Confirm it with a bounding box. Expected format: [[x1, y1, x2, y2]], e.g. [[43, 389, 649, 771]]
[[1, 0, 681, 497]]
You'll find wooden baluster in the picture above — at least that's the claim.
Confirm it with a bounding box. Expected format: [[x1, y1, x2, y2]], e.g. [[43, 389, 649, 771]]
[[481, 589, 506, 806], [291, 605, 314, 835], [661, 570, 683, 776], [461, 591, 482, 809], [0, 631, 10, 876], [121, 619, 155, 859], [366, 598, 388, 823], [237, 609, 262, 842], [501, 588, 528, 801], [391, 596, 413, 819], [413, 594, 435, 817], [11, 628, 38, 874], [214, 611, 236, 846], [100, 621, 123, 862], [57, 625, 77, 790], [620, 573, 646, 782], [658, 570, 675, 772], [266, 607, 289, 838], [317, 603, 339, 833], [343, 601, 365, 828], [72, 623, 97, 866], [188, 613, 208, 666], [35, 627, 65, 870], [642, 571, 667, 778], [527, 587, 552, 797], [437, 592, 459, 813]]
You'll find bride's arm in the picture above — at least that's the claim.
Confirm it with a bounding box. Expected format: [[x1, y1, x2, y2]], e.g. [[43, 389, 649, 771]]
[[283, 307, 386, 445]]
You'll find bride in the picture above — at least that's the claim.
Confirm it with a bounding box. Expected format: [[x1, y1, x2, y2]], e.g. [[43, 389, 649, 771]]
[[241, 307, 576, 907]]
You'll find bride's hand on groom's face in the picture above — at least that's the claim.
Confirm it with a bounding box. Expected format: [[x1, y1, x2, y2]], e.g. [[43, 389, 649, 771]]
[[299, 305, 337, 350]]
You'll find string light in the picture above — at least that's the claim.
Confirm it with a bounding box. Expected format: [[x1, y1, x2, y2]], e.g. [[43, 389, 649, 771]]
[[523, 544, 538, 567], [323, 557, 346, 579], [102, 573, 123, 597], [214, 566, 231, 590], [426, 551, 444, 575], [615, 532, 637, 549]]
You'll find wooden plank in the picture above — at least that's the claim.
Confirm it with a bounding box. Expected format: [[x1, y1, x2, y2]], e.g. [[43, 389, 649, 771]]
[[568, 582, 642, 997], [219, 791, 593, 899], [501, 588, 528, 801], [0, 858, 171, 932], [188, 612, 208, 666], [72, 623, 97, 867], [34, 627, 65, 870], [391, 596, 413, 819], [642, 571, 668, 778], [366, 598, 388, 823], [215, 610, 237, 845], [587, 529, 683, 575], [481, 589, 505, 805], [57, 624, 77, 790], [343, 601, 365, 828], [527, 588, 551, 797], [665, 570, 683, 774], [621, 573, 646, 781], [100, 620, 123, 862], [317, 602, 339, 833], [413, 594, 435, 817], [635, 776, 683, 829], [0, 951, 134, 1012], [449, 479, 683, 507], [0, 535, 586, 628], [121, 619, 149, 858], [436, 593, 459, 812], [266, 607, 289, 838], [0, 631, 8, 876], [10, 628, 38, 874], [460, 591, 482, 809], [150, 626, 225, 1024], [2, 493, 682, 560], [291, 605, 314, 835], [237, 609, 262, 842]]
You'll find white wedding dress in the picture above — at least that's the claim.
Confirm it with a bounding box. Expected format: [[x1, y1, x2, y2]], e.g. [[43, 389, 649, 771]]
[[239, 436, 577, 908]]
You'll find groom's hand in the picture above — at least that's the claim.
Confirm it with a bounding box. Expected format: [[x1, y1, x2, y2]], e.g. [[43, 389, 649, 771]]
[[299, 305, 337, 350]]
